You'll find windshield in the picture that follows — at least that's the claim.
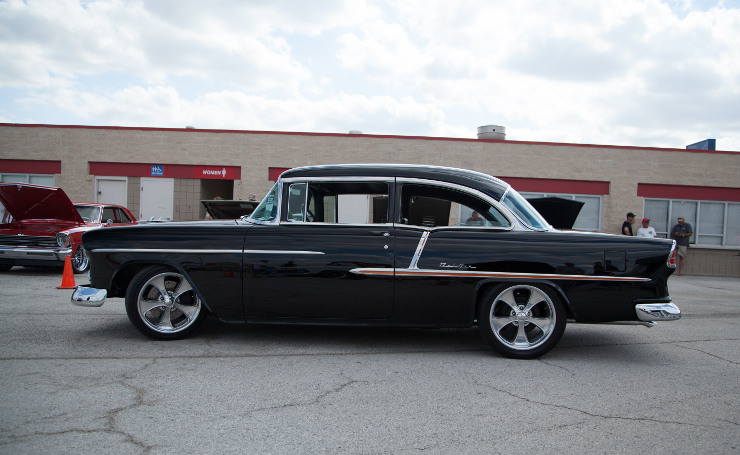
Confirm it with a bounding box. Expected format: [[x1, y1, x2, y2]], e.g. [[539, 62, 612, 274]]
[[502, 188, 550, 230], [75, 205, 101, 222], [248, 183, 279, 222]]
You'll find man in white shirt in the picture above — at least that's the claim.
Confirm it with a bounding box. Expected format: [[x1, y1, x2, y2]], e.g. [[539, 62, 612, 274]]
[[636, 218, 656, 238]]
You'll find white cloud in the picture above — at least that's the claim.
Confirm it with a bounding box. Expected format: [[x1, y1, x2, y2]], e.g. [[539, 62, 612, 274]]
[[0, 0, 738, 150]]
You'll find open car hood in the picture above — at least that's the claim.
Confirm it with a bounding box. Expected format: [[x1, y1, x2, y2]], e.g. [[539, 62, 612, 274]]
[[0, 183, 84, 223], [527, 197, 585, 229], [201, 200, 259, 219]]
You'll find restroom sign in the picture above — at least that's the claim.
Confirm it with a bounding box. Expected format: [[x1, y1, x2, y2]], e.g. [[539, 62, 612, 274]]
[[150, 165, 164, 177], [196, 166, 237, 179]]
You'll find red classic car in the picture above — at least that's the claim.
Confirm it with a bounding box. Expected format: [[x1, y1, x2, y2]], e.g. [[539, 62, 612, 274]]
[[0, 183, 136, 273]]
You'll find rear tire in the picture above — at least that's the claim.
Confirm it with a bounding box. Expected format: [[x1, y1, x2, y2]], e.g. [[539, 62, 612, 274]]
[[125, 266, 207, 340], [478, 283, 566, 359]]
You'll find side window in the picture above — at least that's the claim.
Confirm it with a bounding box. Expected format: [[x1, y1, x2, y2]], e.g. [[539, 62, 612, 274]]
[[400, 184, 509, 228], [114, 208, 133, 223], [287, 183, 307, 221], [101, 207, 116, 223], [286, 181, 390, 224]]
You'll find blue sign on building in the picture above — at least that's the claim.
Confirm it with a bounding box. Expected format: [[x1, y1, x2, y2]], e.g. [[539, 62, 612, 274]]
[[150, 165, 164, 176], [686, 139, 716, 150]]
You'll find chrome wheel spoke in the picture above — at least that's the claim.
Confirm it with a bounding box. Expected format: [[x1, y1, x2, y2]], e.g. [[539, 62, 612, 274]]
[[172, 278, 193, 300], [155, 307, 175, 331], [490, 315, 517, 333], [513, 321, 530, 346], [528, 316, 553, 334], [497, 289, 518, 313], [175, 302, 199, 321], [148, 275, 168, 298], [139, 298, 165, 315]]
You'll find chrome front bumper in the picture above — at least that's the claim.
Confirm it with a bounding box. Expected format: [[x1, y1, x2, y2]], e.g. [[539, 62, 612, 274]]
[[71, 285, 107, 307], [0, 246, 72, 262], [636, 303, 681, 322]]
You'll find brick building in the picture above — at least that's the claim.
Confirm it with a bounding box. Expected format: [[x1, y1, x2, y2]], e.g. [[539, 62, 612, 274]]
[[1, 123, 738, 277]]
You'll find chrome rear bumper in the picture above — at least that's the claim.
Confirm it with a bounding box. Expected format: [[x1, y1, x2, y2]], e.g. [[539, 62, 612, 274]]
[[636, 303, 681, 322], [71, 285, 107, 307]]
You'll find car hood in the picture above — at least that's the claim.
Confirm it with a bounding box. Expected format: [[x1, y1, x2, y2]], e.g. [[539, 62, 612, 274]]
[[0, 183, 84, 223], [201, 200, 259, 219], [527, 197, 585, 230]]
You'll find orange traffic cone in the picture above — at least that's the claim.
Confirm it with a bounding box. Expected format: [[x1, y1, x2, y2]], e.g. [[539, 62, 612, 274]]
[[57, 255, 77, 289]]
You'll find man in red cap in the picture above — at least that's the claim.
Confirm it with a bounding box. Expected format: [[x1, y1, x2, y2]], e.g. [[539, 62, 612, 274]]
[[636, 218, 656, 238]]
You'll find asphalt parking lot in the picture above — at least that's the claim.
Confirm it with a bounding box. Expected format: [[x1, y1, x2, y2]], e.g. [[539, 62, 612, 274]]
[[0, 268, 738, 455]]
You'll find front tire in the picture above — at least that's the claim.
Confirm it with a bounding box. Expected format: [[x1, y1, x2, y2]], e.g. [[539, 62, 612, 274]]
[[71, 246, 89, 273], [478, 284, 566, 359], [125, 266, 207, 340]]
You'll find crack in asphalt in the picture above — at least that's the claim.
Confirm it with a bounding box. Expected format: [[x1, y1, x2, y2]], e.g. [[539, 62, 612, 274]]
[[0, 360, 157, 455], [245, 376, 363, 415], [473, 379, 732, 430], [675, 344, 740, 366]]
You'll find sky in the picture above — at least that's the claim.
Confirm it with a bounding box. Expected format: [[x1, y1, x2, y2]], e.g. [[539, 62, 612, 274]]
[[1, 0, 739, 151]]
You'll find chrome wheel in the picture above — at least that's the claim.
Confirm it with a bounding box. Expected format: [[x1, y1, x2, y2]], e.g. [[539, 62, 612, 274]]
[[125, 267, 206, 339], [479, 284, 566, 358], [71, 246, 89, 273]]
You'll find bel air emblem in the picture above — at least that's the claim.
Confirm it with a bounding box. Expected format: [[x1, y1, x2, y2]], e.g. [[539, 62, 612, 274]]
[[439, 263, 476, 270]]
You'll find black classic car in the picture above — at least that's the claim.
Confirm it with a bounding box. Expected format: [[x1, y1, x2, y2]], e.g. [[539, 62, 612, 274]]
[[72, 164, 680, 358]]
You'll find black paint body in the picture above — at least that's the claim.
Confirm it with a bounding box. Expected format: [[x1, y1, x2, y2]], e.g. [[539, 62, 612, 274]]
[[82, 165, 675, 328]]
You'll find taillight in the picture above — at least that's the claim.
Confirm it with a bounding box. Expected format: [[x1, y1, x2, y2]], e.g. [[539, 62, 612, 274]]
[[667, 241, 677, 268]]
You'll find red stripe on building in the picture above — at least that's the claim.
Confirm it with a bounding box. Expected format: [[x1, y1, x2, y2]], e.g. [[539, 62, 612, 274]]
[[638, 183, 740, 202], [499, 177, 610, 195], [269, 167, 291, 181], [0, 159, 62, 174], [89, 162, 241, 180]]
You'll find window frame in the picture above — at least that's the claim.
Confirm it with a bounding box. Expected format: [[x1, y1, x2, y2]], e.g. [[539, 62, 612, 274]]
[[395, 178, 513, 231], [643, 197, 740, 249], [280, 177, 394, 226]]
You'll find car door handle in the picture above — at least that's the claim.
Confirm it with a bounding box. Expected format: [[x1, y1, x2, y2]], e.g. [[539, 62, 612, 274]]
[[369, 231, 391, 237]]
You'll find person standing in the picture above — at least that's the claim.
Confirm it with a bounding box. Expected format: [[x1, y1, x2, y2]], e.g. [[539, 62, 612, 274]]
[[670, 216, 693, 275], [636, 218, 656, 238], [622, 212, 636, 235]]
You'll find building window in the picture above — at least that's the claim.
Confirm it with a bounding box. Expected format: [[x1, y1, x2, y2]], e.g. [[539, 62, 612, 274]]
[[522, 192, 602, 231], [0, 174, 55, 186], [643, 199, 740, 247]]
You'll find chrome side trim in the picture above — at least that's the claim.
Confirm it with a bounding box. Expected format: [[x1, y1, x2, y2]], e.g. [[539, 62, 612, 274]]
[[88, 248, 325, 255], [350, 267, 652, 282], [636, 303, 681, 321], [409, 231, 430, 269], [243, 250, 325, 255], [90, 248, 243, 254]]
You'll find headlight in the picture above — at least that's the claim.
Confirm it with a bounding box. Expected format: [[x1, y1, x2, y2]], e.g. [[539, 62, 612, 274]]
[[56, 232, 71, 248]]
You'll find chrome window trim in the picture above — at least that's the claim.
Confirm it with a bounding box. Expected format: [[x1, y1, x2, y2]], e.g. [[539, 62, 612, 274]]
[[502, 187, 551, 232], [280, 177, 393, 225], [245, 180, 284, 226], [396, 177, 517, 231], [280, 176, 394, 183]]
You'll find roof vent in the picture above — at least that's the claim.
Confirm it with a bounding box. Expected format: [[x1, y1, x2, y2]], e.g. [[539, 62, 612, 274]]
[[477, 125, 506, 140], [349, 130, 363, 134]]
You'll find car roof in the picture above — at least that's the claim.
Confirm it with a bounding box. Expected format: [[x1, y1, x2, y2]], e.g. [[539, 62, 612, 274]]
[[280, 164, 511, 200]]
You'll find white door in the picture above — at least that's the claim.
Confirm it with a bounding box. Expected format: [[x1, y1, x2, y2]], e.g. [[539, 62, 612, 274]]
[[140, 178, 174, 220], [95, 177, 127, 206]]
